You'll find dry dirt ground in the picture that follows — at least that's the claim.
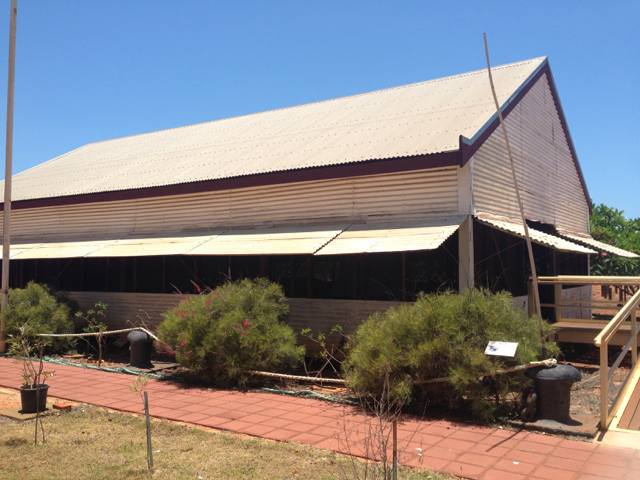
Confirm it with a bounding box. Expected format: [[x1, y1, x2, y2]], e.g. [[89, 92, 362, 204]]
[[0, 386, 82, 426]]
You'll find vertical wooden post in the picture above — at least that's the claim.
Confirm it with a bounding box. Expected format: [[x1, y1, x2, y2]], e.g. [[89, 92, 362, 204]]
[[0, 0, 17, 353], [527, 281, 535, 316], [632, 309, 637, 369], [601, 340, 609, 430], [554, 283, 563, 323], [458, 215, 474, 292]]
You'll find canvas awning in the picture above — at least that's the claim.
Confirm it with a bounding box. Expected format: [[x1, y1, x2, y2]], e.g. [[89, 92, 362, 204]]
[[556, 228, 639, 259], [476, 217, 597, 254], [314, 216, 466, 255]]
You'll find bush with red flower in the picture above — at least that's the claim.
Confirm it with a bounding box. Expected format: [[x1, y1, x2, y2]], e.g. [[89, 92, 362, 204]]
[[157, 278, 304, 383]]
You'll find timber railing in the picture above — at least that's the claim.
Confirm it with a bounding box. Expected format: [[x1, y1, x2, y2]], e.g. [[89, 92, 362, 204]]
[[594, 287, 640, 429], [532, 275, 640, 430]]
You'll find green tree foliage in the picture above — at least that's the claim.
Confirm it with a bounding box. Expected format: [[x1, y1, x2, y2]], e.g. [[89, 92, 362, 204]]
[[2, 282, 75, 352], [590, 203, 640, 276], [157, 278, 304, 383], [343, 289, 558, 422]]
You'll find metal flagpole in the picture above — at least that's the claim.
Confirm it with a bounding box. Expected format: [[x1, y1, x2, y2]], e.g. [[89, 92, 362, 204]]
[[483, 33, 547, 358], [0, 0, 17, 353]]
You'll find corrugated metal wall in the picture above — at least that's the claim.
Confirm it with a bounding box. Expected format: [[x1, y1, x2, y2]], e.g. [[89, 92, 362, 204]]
[[472, 73, 589, 234], [68, 291, 179, 331], [561, 285, 592, 319], [67, 291, 404, 354], [5, 167, 459, 242]]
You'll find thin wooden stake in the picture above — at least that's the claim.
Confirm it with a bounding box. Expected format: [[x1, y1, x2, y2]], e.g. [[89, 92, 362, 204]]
[[98, 326, 103, 367], [483, 33, 546, 358], [144, 391, 154, 472], [392, 419, 397, 480]]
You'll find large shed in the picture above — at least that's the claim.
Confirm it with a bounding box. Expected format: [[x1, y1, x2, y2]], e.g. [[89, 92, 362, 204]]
[[1, 57, 633, 342]]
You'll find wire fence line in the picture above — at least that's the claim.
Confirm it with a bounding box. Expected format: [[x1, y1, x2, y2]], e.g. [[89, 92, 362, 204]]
[[33, 329, 557, 386], [36, 327, 159, 341]]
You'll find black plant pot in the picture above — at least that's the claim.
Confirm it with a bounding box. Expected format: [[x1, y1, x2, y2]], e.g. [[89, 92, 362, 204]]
[[19, 384, 49, 414]]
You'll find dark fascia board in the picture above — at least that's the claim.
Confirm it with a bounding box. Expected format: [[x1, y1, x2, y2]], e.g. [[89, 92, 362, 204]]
[[459, 59, 591, 214], [3, 151, 461, 212]]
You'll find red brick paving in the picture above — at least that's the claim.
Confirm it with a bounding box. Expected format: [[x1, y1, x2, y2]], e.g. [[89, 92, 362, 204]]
[[2, 356, 640, 479]]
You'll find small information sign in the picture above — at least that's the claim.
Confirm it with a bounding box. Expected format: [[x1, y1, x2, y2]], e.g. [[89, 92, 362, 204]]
[[485, 341, 518, 357]]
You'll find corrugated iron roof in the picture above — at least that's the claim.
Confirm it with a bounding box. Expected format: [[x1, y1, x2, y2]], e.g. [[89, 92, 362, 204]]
[[556, 228, 639, 259], [2, 57, 547, 202], [476, 217, 596, 254], [315, 216, 465, 255]]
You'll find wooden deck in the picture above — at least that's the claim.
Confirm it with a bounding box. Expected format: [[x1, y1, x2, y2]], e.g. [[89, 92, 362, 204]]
[[554, 320, 633, 346]]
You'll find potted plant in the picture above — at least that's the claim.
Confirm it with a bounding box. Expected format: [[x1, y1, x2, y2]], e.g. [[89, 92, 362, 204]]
[[8, 323, 55, 414]]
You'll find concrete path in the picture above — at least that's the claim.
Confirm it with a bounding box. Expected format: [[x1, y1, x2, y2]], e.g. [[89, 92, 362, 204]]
[[1, 357, 638, 479]]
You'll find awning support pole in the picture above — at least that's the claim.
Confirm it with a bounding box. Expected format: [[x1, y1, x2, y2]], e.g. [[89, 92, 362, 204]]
[[483, 33, 547, 358], [0, 0, 17, 353]]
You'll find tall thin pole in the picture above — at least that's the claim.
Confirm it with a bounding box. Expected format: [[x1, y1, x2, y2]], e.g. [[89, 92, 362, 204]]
[[0, 0, 17, 353], [483, 33, 547, 358]]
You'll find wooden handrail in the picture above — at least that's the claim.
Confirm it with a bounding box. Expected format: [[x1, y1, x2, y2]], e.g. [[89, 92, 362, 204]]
[[536, 275, 640, 286], [594, 288, 640, 347], [529, 275, 640, 431]]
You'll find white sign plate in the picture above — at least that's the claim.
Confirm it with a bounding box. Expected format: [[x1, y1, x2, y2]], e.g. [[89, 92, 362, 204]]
[[485, 341, 518, 357]]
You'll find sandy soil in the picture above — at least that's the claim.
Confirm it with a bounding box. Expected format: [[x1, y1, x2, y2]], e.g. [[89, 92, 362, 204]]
[[0, 386, 81, 426]]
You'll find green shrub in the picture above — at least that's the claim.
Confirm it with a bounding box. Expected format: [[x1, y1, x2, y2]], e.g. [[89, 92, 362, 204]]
[[342, 289, 559, 422], [2, 282, 75, 352], [157, 278, 304, 383]]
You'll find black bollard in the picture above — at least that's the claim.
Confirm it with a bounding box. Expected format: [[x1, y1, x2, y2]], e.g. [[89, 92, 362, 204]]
[[127, 331, 154, 369], [525, 364, 582, 424]]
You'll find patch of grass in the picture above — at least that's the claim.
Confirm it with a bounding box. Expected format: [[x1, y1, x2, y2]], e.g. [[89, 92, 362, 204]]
[[0, 406, 454, 480]]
